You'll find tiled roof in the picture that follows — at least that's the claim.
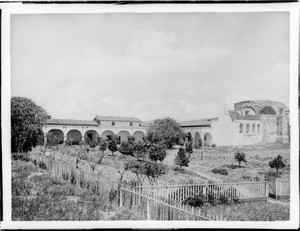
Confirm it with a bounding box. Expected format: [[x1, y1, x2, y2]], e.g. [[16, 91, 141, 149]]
[[46, 119, 98, 126], [94, 115, 141, 122], [180, 118, 213, 127], [229, 111, 261, 121]]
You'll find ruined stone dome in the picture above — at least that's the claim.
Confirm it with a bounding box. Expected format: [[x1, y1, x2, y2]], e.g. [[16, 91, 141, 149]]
[[234, 100, 289, 116]]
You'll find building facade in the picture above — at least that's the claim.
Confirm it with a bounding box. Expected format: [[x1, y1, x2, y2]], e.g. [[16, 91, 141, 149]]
[[42, 100, 289, 147], [180, 100, 289, 147], [42, 116, 148, 144]]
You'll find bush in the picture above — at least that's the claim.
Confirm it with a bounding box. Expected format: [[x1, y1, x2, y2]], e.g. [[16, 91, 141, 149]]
[[148, 142, 167, 162], [264, 170, 280, 181], [182, 193, 206, 207], [211, 143, 216, 147], [89, 140, 98, 150], [235, 151, 247, 167], [174, 147, 189, 168], [172, 165, 185, 173], [269, 155, 286, 173], [65, 140, 72, 146], [211, 168, 229, 175]]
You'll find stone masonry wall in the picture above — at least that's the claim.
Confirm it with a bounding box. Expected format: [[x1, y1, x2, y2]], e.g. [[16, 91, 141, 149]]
[[261, 115, 278, 143]]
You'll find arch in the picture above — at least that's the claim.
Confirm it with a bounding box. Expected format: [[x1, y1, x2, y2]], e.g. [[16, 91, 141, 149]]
[[239, 123, 244, 133], [187, 132, 193, 142], [85, 130, 99, 142], [252, 124, 256, 133], [118, 130, 130, 143], [260, 106, 277, 115], [195, 132, 201, 146], [204, 133, 212, 146], [257, 124, 261, 133], [246, 124, 250, 133], [67, 130, 82, 144], [48, 129, 64, 144], [102, 130, 115, 140], [133, 131, 145, 142], [242, 106, 256, 116]]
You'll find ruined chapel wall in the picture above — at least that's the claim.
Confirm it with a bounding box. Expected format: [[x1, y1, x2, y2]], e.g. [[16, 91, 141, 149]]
[[261, 115, 277, 143]]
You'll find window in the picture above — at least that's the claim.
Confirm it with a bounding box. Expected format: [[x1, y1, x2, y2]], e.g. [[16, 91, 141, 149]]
[[112, 121, 115, 126], [239, 123, 244, 133], [130, 122, 133, 126], [252, 124, 256, 133], [257, 124, 261, 133], [246, 124, 250, 133]]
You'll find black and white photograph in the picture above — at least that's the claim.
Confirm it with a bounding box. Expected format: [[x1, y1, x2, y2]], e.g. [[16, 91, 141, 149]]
[[1, 2, 299, 229]]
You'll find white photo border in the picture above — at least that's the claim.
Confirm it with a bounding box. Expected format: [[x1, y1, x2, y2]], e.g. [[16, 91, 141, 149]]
[[1, 2, 299, 229]]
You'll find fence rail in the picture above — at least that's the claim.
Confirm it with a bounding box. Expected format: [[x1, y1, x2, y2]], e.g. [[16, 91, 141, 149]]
[[120, 187, 211, 220], [133, 180, 269, 203]]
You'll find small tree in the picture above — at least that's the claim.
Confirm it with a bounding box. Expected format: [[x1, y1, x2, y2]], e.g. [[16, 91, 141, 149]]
[[124, 159, 168, 186], [174, 147, 189, 168], [269, 155, 286, 173], [133, 140, 147, 159], [99, 140, 107, 153], [185, 141, 193, 158], [235, 151, 247, 167], [89, 140, 98, 150], [127, 135, 136, 144], [119, 141, 134, 156], [108, 135, 118, 156], [97, 151, 105, 165], [148, 142, 167, 162]]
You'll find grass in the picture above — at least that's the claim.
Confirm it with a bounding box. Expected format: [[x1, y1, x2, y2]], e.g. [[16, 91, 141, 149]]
[[11, 160, 143, 221], [203, 201, 290, 221], [186, 143, 290, 181]]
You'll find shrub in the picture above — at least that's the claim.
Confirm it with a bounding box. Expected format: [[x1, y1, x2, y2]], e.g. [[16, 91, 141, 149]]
[[211, 143, 216, 147], [269, 155, 286, 173], [119, 141, 134, 156], [264, 170, 280, 181], [148, 142, 167, 162], [182, 193, 206, 207], [185, 142, 193, 158], [108, 135, 118, 156], [172, 165, 185, 173], [234, 151, 247, 167], [211, 168, 228, 175], [99, 140, 107, 153], [89, 140, 98, 150], [174, 147, 189, 168]]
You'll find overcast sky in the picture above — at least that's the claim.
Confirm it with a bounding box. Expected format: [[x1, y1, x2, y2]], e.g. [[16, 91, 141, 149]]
[[11, 12, 290, 122]]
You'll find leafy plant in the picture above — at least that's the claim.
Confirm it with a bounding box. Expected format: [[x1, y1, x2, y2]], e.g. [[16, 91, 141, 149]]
[[269, 155, 286, 173], [185, 142, 193, 158], [108, 135, 118, 156], [174, 147, 189, 168], [148, 142, 167, 162], [211, 168, 228, 175], [99, 140, 107, 153], [234, 151, 247, 167]]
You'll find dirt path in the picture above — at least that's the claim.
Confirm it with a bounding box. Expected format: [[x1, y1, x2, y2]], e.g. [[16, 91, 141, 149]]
[[163, 148, 221, 182]]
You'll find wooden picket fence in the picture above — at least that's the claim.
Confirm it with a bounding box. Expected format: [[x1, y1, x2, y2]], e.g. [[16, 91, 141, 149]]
[[133, 180, 269, 203], [269, 178, 290, 199], [29, 152, 118, 194]]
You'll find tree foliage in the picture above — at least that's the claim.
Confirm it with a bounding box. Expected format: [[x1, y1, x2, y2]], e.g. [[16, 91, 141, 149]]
[[174, 147, 189, 168], [119, 141, 134, 156], [269, 155, 286, 173], [11, 97, 48, 153], [235, 151, 247, 167], [108, 135, 118, 156], [145, 117, 183, 149], [148, 142, 167, 162], [133, 140, 147, 159], [124, 159, 168, 185], [185, 142, 193, 158], [99, 140, 107, 153]]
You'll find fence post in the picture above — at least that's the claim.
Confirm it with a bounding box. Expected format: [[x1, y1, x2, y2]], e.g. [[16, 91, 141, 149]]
[[275, 178, 278, 199], [119, 188, 123, 207], [147, 198, 151, 220], [265, 181, 269, 197]]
